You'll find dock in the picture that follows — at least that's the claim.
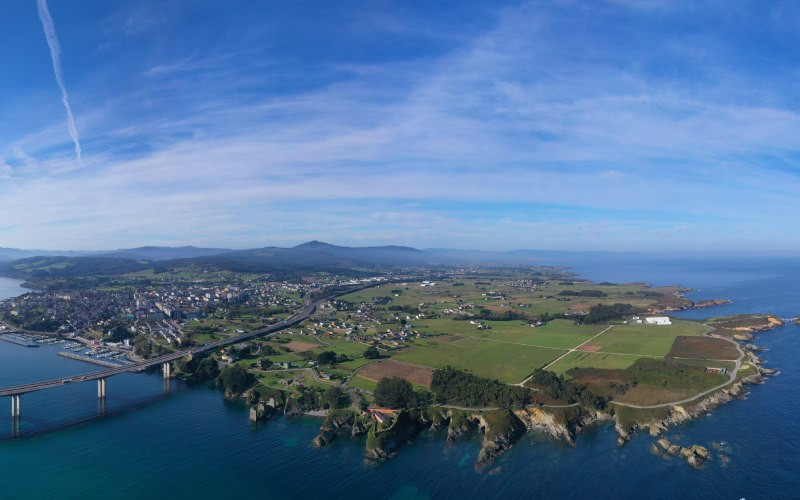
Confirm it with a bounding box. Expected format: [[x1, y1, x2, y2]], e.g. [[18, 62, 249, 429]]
[[0, 334, 40, 347], [57, 351, 128, 368]]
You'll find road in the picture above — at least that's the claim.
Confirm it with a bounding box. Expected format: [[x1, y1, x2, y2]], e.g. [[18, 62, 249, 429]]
[[0, 282, 383, 397]]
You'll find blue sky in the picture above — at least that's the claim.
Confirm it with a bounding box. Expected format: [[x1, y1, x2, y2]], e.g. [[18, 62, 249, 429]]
[[2, 0, 800, 251]]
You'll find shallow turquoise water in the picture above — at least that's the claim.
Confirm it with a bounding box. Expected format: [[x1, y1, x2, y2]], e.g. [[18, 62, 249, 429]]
[[0, 260, 798, 499]]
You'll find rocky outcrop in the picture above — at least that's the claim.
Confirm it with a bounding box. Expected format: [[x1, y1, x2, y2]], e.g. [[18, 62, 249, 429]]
[[446, 412, 478, 444], [365, 411, 423, 459], [652, 437, 711, 469], [692, 299, 731, 309], [351, 418, 369, 437], [475, 410, 527, 469], [312, 410, 358, 447], [510, 406, 609, 444]]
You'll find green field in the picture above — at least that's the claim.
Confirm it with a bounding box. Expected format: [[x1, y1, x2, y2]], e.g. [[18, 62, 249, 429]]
[[348, 375, 378, 392], [591, 320, 708, 356], [548, 351, 640, 376], [413, 319, 605, 350], [392, 335, 564, 383]]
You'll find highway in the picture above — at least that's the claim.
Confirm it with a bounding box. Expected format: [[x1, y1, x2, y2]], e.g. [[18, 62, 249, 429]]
[[0, 283, 379, 398]]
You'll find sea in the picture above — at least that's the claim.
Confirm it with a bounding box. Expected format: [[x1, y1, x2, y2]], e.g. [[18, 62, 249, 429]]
[[0, 258, 798, 500]]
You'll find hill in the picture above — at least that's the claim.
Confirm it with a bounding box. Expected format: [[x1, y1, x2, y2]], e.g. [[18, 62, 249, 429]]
[[170, 241, 453, 273], [0, 241, 454, 285], [95, 246, 232, 261], [0, 256, 149, 280]]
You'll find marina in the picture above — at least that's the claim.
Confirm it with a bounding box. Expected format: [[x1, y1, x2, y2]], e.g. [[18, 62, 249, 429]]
[[0, 334, 40, 348]]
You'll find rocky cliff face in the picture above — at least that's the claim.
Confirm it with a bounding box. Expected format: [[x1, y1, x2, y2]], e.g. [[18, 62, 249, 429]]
[[474, 411, 527, 468]]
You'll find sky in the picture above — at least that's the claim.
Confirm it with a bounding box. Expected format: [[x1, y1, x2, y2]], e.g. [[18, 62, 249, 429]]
[[2, 0, 800, 252]]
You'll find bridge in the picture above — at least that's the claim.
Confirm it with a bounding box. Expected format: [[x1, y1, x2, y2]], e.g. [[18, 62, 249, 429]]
[[0, 282, 384, 420]]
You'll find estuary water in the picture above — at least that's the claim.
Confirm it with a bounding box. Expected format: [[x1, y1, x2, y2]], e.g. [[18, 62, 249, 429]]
[[0, 277, 27, 300], [0, 259, 798, 499]]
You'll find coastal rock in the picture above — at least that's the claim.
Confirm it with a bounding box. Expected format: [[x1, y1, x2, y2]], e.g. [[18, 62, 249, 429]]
[[312, 430, 337, 447], [365, 410, 423, 460], [446, 412, 478, 444], [351, 419, 368, 437], [653, 437, 710, 468], [475, 410, 526, 469], [743, 343, 764, 352], [746, 351, 764, 365], [513, 406, 573, 443], [692, 299, 731, 309]]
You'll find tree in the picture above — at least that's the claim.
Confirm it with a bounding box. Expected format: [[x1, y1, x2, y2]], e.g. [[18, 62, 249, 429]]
[[374, 377, 416, 409], [431, 367, 531, 409], [363, 346, 381, 359], [218, 365, 255, 394], [322, 386, 350, 409], [107, 324, 133, 342], [134, 334, 149, 357], [316, 351, 338, 365], [195, 357, 220, 380]]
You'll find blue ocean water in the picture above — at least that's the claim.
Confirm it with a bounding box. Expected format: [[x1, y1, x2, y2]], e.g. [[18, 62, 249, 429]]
[[0, 261, 798, 499]]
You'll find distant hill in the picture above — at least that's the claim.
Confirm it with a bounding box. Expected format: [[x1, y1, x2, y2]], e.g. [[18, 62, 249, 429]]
[[0, 241, 455, 282], [175, 241, 454, 273], [95, 246, 232, 261], [0, 247, 84, 262], [0, 256, 149, 280]]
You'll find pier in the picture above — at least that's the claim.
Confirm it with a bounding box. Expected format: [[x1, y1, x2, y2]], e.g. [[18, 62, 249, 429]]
[[57, 351, 128, 368], [0, 334, 40, 348]]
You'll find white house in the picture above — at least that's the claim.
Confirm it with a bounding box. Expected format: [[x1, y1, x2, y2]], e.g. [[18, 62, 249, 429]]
[[645, 316, 672, 326]]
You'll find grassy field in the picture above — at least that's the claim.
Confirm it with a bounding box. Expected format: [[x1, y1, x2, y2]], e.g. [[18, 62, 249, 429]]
[[414, 319, 605, 350], [392, 335, 564, 383], [348, 375, 378, 392], [548, 351, 641, 375], [590, 320, 708, 356]]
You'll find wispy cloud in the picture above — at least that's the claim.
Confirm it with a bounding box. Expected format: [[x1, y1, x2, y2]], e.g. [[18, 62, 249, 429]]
[[37, 0, 82, 166], [5, 0, 800, 250]]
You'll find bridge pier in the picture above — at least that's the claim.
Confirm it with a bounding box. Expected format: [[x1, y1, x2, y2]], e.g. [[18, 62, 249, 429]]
[[10, 395, 20, 419], [97, 378, 106, 399], [162, 362, 171, 379]]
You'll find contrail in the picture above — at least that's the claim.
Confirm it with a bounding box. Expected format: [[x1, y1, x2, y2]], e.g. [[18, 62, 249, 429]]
[[37, 0, 83, 165]]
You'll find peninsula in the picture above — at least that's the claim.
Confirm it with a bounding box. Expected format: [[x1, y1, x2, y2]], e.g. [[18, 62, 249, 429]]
[[0, 243, 783, 469]]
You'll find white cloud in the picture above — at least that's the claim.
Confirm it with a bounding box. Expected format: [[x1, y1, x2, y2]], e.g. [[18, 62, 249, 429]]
[[4, 0, 800, 250]]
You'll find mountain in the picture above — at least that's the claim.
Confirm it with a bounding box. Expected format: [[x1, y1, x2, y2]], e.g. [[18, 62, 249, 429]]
[[95, 246, 232, 261], [0, 248, 85, 262], [0, 241, 455, 283], [180, 241, 454, 273]]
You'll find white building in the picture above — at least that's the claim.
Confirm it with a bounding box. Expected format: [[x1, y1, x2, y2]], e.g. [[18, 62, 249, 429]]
[[645, 316, 672, 326]]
